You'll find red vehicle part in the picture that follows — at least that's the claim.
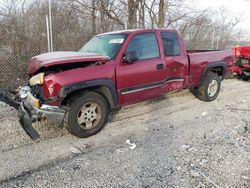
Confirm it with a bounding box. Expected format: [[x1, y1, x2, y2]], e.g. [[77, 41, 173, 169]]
[[232, 46, 250, 80], [234, 46, 250, 59], [232, 65, 243, 75]]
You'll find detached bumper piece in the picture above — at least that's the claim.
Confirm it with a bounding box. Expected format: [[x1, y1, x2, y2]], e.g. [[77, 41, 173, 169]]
[[0, 88, 20, 110], [18, 100, 66, 141]]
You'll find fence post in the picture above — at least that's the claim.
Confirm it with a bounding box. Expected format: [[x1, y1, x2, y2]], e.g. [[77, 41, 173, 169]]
[[49, 0, 53, 52], [46, 15, 51, 52]]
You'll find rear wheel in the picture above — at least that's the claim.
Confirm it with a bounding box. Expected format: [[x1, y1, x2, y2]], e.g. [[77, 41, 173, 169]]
[[67, 92, 109, 138], [191, 72, 221, 102]]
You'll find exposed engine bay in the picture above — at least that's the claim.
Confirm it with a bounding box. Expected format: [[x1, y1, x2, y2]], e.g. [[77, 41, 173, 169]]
[[0, 60, 105, 110], [33, 61, 104, 76]]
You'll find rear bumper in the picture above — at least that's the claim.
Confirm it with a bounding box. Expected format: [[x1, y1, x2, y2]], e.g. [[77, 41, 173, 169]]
[[18, 100, 66, 140]]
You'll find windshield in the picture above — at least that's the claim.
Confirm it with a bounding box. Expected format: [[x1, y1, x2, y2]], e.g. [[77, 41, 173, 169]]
[[79, 34, 127, 59]]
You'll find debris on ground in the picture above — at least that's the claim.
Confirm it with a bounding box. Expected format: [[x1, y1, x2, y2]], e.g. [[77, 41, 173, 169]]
[[0, 88, 19, 110], [201, 111, 207, 117], [115, 147, 129, 153], [69, 146, 82, 154], [126, 139, 136, 150]]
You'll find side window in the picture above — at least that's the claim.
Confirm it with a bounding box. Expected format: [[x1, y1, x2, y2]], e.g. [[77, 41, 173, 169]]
[[126, 33, 160, 60], [161, 32, 181, 56]]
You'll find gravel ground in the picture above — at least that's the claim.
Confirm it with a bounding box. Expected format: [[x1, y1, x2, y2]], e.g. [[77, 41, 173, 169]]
[[0, 79, 249, 187]]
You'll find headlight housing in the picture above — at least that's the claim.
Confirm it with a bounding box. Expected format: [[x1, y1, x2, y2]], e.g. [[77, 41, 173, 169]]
[[29, 73, 45, 86]]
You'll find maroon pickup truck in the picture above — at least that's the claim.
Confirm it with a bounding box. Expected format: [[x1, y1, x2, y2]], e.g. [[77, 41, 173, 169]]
[[18, 29, 233, 140]]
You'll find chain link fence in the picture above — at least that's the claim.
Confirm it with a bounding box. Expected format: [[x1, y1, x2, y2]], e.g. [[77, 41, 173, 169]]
[[0, 20, 48, 88], [0, 27, 87, 89], [0, 1, 124, 89], [0, 1, 100, 89], [0, 23, 90, 89]]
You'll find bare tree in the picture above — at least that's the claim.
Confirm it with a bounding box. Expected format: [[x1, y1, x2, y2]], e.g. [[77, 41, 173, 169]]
[[91, 0, 96, 34], [158, 0, 164, 27], [127, 0, 139, 29], [138, 0, 145, 28]]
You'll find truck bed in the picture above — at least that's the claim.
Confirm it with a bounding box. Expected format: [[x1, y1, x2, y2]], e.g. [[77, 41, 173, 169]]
[[187, 50, 233, 87]]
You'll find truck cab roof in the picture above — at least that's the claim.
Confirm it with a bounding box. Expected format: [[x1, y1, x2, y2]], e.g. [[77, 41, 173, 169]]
[[97, 28, 178, 36]]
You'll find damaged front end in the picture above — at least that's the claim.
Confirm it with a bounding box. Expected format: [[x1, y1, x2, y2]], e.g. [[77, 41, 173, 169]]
[[4, 52, 110, 140], [18, 86, 66, 140]]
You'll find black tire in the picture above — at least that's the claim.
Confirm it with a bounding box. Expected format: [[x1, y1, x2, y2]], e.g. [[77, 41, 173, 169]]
[[67, 92, 109, 138], [194, 72, 221, 102]]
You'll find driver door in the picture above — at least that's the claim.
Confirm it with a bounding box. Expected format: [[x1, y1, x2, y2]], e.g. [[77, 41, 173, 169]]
[[116, 32, 166, 105]]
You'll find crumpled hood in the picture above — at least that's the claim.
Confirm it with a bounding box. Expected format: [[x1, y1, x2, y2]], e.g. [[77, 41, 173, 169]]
[[28, 51, 110, 74]]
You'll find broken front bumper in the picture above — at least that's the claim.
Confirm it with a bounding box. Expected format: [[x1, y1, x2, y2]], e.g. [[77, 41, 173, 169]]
[[18, 96, 66, 140]]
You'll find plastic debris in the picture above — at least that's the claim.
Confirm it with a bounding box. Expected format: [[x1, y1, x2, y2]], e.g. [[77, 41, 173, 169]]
[[201, 111, 207, 117], [126, 139, 136, 150], [116, 148, 129, 153], [182, 144, 191, 150], [69, 146, 82, 154]]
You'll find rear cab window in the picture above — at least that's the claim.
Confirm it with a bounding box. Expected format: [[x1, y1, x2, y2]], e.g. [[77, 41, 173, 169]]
[[161, 32, 181, 56], [126, 33, 160, 60]]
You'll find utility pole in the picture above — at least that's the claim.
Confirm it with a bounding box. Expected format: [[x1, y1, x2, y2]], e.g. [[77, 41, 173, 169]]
[[46, 15, 51, 52], [238, 29, 242, 45], [46, 0, 53, 52], [49, 0, 53, 52], [216, 26, 221, 50], [211, 28, 215, 50]]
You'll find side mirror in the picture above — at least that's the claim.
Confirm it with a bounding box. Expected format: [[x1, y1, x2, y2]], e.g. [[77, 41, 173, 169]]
[[123, 51, 138, 63]]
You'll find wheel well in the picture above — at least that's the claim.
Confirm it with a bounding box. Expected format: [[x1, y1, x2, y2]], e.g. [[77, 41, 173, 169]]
[[60, 86, 116, 109], [208, 66, 225, 79]]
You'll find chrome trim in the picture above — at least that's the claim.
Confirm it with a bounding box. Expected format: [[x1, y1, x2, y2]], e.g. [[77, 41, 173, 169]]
[[164, 78, 184, 84], [121, 78, 184, 95], [121, 85, 161, 95], [31, 103, 66, 123]]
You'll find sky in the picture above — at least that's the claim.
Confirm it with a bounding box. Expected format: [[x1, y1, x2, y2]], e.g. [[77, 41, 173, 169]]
[[197, 0, 250, 37], [1, 0, 250, 39]]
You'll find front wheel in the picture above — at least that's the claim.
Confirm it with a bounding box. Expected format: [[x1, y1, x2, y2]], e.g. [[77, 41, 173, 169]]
[[67, 92, 109, 138], [193, 72, 221, 102]]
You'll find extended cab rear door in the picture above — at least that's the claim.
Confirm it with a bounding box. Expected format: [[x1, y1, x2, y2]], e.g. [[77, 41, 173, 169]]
[[116, 32, 166, 105], [160, 31, 189, 91]]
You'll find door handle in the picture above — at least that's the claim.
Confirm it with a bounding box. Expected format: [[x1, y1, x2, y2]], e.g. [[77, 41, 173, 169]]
[[156, 63, 164, 70]]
